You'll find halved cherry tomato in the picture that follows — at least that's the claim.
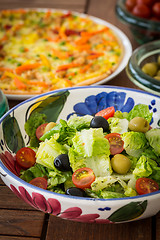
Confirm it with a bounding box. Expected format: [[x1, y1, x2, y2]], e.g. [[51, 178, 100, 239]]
[[105, 133, 124, 155], [29, 177, 48, 189], [36, 123, 48, 140], [16, 147, 36, 169], [72, 167, 95, 189], [95, 106, 115, 120], [136, 178, 159, 195]]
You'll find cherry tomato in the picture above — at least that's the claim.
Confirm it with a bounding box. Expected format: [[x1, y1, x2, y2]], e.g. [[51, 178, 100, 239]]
[[95, 106, 115, 120], [16, 147, 36, 169], [137, 0, 154, 6], [132, 4, 151, 18], [136, 177, 159, 195], [29, 177, 48, 189], [125, 0, 137, 11], [152, 2, 160, 18], [72, 167, 95, 189], [36, 123, 48, 140], [105, 133, 124, 155]]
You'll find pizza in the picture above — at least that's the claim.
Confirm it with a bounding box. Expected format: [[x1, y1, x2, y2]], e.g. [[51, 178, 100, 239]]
[[0, 9, 123, 96]]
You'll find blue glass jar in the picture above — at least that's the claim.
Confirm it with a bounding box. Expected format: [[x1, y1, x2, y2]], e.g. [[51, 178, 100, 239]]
[[0, 90, 9, 118]]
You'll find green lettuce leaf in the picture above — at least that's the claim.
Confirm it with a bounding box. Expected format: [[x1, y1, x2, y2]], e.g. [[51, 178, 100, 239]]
[[133, 155, 158, 178], [72, 128, 110, 157], [40, 119, 76, 146], [127, 104, 152, 123], [145, 128, 160, 156], [36, 136, 67, 169], [67, 115, 93, 131], [122, 131, 148, 158], [20, 163, 49, 182]]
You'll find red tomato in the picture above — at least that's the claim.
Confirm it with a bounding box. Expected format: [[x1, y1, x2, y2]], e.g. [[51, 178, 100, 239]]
[[95, 106, 115, 120], [136, 177, 159, 195], [16, 147, 36, 169], [105, 133, 124, 155], [137, 0, 154, 6], [36, 123, 48, 140], [29, 177, 48, 189], [152, 2, 160, 17], [132, 4, 151, 18], [72, 167, 95, 189], [125, 0, 137, 11]]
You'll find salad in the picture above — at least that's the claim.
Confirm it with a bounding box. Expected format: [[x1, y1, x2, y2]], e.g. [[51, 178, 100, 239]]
[[16, 104, 160, 199]]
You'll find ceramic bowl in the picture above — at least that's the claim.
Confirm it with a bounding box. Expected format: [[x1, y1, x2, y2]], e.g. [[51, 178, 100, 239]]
[[126, 40, 160, 96], [115, 0, 160, 44], [0, 86, 160, 224], [0, 89, 9, 118]]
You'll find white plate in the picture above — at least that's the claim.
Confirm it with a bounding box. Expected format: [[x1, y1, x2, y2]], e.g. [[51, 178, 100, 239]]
[[4, 9, 132, 100]]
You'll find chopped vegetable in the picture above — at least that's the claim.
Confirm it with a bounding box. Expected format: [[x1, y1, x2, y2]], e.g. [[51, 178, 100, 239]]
[[18, 103, 160, 198], [95, 106, 115, 120], [16, 147, 36, 169], [29, 177, 48, 189], [105, 133, 124, 155], [136, 177, 159, 195], [72, 167, 95, 189]]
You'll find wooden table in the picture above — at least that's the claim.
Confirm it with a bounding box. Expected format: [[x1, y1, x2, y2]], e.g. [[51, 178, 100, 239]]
[[0, 0, 160, 239]]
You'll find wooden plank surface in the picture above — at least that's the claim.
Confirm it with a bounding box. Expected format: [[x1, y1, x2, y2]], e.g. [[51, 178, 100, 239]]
[[46, 215, 153, 240], [0, 237, 40, 240], [156, 213, 160, 240], [0, 0, 160, 240], [0, 0, 86, 12], [0, 209, 45, 237], [0, 185, 37, 210]]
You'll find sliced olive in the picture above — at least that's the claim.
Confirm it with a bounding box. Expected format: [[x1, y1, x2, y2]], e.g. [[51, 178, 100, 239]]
[[111, 154, 131, 174], [65, 187, 86, 197], [128, 117, 150, 133], [90, 116, 109, 132], [54, 154, 72, 171], [142, 62, 158, 77]]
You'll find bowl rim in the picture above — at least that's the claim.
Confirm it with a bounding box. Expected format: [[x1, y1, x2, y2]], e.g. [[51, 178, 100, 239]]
[[116, 0, 160, 30], [1, 85, 160, 202], [126, 40, 160, 95]]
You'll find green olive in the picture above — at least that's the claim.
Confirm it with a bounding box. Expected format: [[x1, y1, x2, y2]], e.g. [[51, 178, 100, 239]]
[[111, 154, 131, 174], [44, 122, 56, 133], [154, 76, 160, 81], [142, 62, 158, 77], [157, 55, 160, 65], [128, 117, 149, 133], [156, 70, 160, 76]]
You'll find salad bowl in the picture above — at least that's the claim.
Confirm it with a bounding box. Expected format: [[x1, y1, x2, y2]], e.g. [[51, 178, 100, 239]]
[[0, 86, 160, 224]]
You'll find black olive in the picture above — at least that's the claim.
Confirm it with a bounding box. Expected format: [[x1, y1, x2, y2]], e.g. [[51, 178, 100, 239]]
[[65, 187, 86, 197], [90, 116, 109, 132], [54, 154, 72, 171]]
